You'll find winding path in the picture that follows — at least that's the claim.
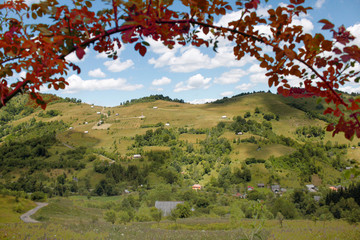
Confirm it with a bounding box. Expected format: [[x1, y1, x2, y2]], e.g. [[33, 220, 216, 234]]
[[20, 202, 48, 223]]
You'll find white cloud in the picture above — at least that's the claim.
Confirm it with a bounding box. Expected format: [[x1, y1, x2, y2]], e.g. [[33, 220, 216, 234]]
[[166, 48, 211, 72], [250, 73, 268, 83], [64, 74, 143, 93], [104, 58, 134, 72], [149, 43, 254, 73], [291, 17, 314, 33], [249, 64, 266, 73], [152, 77, 171, 86], [248, 64, 268, 83], [339, 85, 360, 94], [215, 69, 246, 84], [174, 74, 211, 92], [348, 24, 360, 47], [88, 68, 106, 78], [190, 99, 217, 104], [216, 10, 243, 27], [65, 48, 90, 63], [221, 91, 234, 97], [236, 83, 255, 91], [315, 0, 326, 8], [24, 0, 41, 5]]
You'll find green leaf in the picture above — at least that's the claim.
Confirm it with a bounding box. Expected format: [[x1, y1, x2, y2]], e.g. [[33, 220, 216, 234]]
[[38, 26, 52, 36], [142, 41, 150, 46], [85, 1, 92, 8]]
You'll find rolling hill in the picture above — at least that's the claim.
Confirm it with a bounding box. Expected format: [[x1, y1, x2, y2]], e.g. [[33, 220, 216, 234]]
[[1, 92, 358, 193]]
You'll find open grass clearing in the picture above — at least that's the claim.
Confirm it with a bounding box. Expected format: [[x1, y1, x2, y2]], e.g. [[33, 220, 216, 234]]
[[0, 196, 36, 223]]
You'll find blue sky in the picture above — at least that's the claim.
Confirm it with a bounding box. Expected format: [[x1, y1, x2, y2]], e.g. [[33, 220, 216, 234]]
[[24, 0, 360, 106]]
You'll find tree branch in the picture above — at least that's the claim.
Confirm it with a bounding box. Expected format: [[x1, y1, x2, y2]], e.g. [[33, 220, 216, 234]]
[[0, 79, 29, 109], [297, 58, 348, 107]]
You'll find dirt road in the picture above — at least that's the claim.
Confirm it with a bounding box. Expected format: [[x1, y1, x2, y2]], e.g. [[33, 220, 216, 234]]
[[20, 202, 48, 223]]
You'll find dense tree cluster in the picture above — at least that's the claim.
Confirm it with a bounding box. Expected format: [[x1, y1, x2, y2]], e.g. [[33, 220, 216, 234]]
[[121, 95, 184, 106], [295, 125, 325, 139], [134, 128, 178, 147]]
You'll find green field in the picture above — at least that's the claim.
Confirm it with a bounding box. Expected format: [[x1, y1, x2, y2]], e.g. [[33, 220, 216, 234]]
[[1, 196, 359, 240]]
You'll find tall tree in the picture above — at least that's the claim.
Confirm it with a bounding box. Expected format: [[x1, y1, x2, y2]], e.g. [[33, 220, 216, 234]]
[[1, 0, 359, 138]]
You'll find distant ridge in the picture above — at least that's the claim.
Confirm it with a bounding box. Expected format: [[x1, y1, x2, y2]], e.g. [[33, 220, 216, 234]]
[[120, 94, 185, 106]]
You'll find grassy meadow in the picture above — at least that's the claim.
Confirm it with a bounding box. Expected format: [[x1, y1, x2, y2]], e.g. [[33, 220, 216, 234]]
[[1, 92, 360, 239], [1, 196, 359, 240]]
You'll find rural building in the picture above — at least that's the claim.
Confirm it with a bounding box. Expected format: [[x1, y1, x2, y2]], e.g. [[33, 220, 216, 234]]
[[314, 196, 321, 202], [84, 131, 89, 134], [271, 185, 281, 193], [237, 132, 243, 135], [69, 127, 74, 130], [257, 183, 265, 188], [155, 201, 184, 216], [234, 192, 247, 199], [221, 116, 227, 119], [306, 184, 318, 192], [247, 186, 254, 191], [153, 106, 158, 109], [192, 184, 201, 191], [165, 123, 170, 126], [133, 154, 142, 159]]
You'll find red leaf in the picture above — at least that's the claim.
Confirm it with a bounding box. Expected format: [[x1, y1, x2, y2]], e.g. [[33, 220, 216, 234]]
[[324, 107, 333, 115], [284, 47, 296, 61], [76, 46, 86, 60], [139, 45, 147, 56], [203, 26, 209, 35], [326, 124, 335, 132], [319, 19, 334, 30], [333, 108, 343, 117], [333, 47, 342, 54], [135, 42, 141, 51], [341, 55, 351, 62], [290, 0, 305, 4]]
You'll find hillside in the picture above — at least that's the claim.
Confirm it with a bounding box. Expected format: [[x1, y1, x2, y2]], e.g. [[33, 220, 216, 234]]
[[1, 92, 358, 188], [1, 92, 360, 233]]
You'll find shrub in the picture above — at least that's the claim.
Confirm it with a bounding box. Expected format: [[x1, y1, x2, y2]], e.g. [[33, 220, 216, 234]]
[[13, 203, 25, 213]]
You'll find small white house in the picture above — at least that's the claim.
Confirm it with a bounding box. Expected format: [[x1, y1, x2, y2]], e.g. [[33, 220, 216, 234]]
[[165, 123, 170, 126], [222, 116, 227, 119], [91, 106, 94, 108], [153, 106, 158, 109], [115, 113, 119, 116], [69, 127, 74, 130], [133, 154, 142, 159], [84, 122, 88, 125], [97, 112, 101, 115], [84, 131, 89, 134]]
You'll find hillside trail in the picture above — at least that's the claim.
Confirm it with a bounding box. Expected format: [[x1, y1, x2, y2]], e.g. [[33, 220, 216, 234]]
[[20, 202, 48, 223]]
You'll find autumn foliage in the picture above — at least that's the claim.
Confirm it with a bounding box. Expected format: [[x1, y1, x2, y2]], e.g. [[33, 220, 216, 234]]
[[0, 0, 360, 139]]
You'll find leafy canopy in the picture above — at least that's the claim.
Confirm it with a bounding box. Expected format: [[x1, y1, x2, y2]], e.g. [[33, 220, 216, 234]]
[[1, 0, 360, 139]]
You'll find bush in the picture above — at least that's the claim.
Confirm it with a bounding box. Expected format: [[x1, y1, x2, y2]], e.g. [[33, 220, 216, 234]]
[[211, 206, 228, 217], [31, 191, 47, 201], [13, 203, 25, 213], [104, 210, 117, 224]]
